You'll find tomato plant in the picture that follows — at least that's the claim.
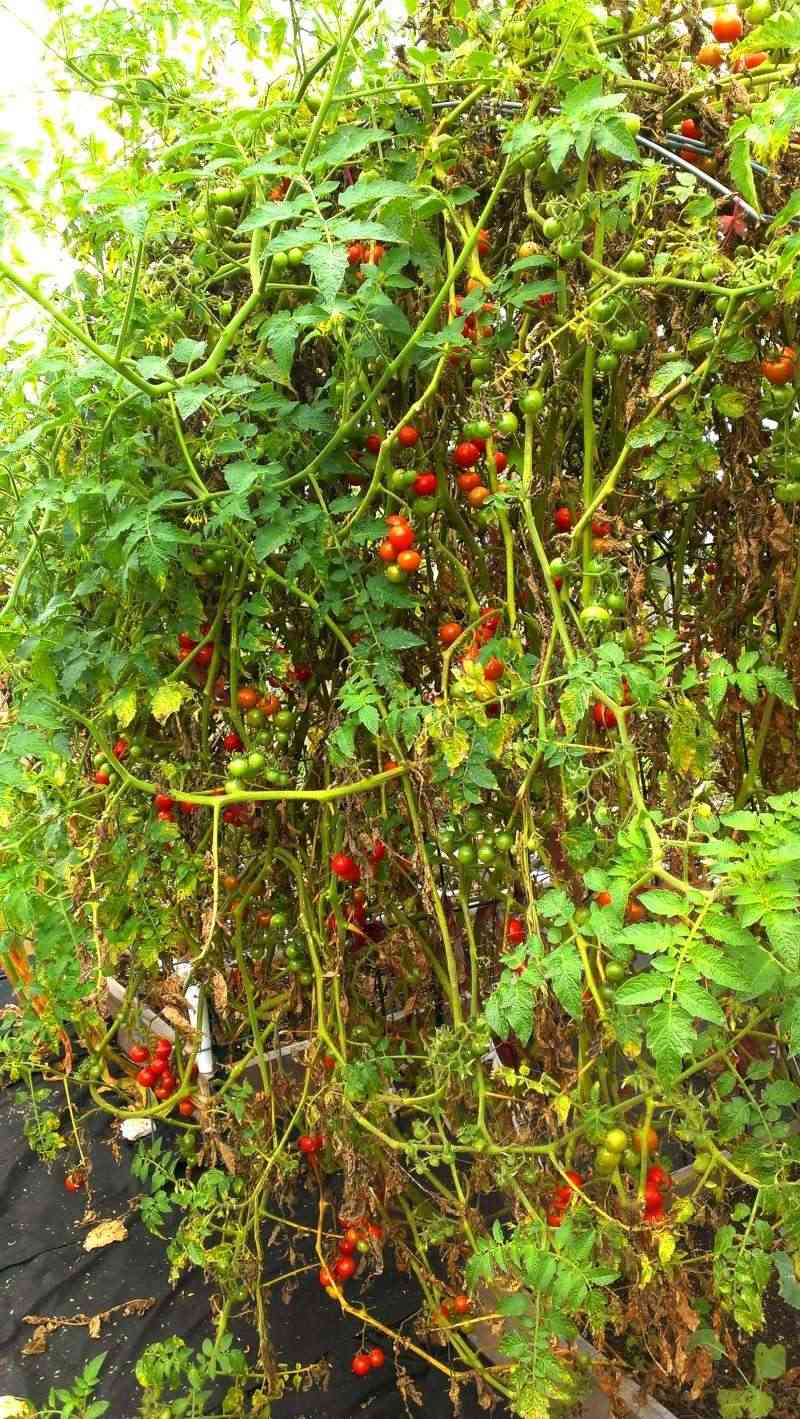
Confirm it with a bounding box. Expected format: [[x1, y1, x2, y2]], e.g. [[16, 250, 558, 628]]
[[1, 0, 800, 1415]]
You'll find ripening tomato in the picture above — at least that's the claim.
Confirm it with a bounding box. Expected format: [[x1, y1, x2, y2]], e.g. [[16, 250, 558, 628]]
[[397, 425, 419, 448], [697, 42, 723, 65], [370, 840, 387, 864], [477, 228, 490, 256], [483, 656, 504, 682], [413, 471, 437, 496], [64, 1171, 84, 1193], [507, 917, 525, 945], [347, 242, 364, 266], [626, 899, 647, 923], [129, 1044, 149, 1064], [397, 549, 421, 574], [553, 506, 572, 532], [595, 890, 612, 907], [680, 117, 701, 140], [377, 538, 396, 563], [178, 1098, 195, 1117], [366, 242, 385, 264], [457, 471, 482, 493], [351, 1353, 372, 1376], [468, 485, 490, 508], [452, 1294, 470, 1315], [733, 49, 767, 69], [94, 769, 110, 785], [153, 793, 174, 812], [647, 1164, 671, 1188], [388, 522, 415, 552], [319, 1267, 333, 1287], [712, 10, 743, 41], [454, 440, 480, 468], [761, 355, 795, 386], [297, 1134, 317, 1154], [438, 621, 463, 646], [237, 688, 259, 710], [334, 1255, 357, 1280], [632, 1125, 659, 1155]]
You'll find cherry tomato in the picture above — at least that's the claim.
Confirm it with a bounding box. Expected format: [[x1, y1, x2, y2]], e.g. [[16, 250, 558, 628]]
[[129, 1044, 150, 1064], [334, 1255, 357, 1280], [351, 1353, 372, 1376], [680, 117, 701, 140], [223, 732, 243, 752], [553, 506, 572, 532], [154, 1037, 173, 1056], [297, 1134, 317, 1154], [483, 656, 504, 682], [507, 917, 525, 945], [148, 1059, 166, 1080], [697, 43, 723, 65], [64, 1171, 84, 1193], [370, 840, 386, 864], [468, 485, 490, 508], [236, 688, 259, 710], [330, 852, 360, 882], [595, 890, 612, 907], [454, 440, 480, 468], [397, 549, 421, 574], [377, 538, 397, 563], [632, 1126, 659, 1155], [547, 1210, 564, 1226], [388, 523, 415, 552], [413, 471, 437, 496], [452, 1294, 470, 1315], [712, 10, 743, 41], [365, 433, 382, 454], [438, 621, 463, 647], [605, 1128, 628, 1153], [626, 899, 647, 923], [347, 242, 364, 266], [397, 425, 419, 448], [644, 1181, 664, 1208], [761, 355, 795, 386], [178, 1098, 195, 1118], [647, 1164, 671, 1189], [153, 793, 174, 812], [733, 49, 767, 69], [137, 1067, 156, 1087], [319, 1267, 333, 1287]]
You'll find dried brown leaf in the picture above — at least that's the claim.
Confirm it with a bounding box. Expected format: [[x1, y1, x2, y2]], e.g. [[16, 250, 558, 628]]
[[83, 1217, 128, 1251]]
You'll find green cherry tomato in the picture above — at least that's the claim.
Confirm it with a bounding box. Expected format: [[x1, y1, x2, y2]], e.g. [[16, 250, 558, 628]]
[[287, 247, 305, 267], [610, 330, 639, 354], [542, 216, 563, 241], [621, 113, 641, 135], [245, 707, 264, 728], [606, 592, 626, 613], [594, 298, 618, 323], [597, 352, 619, 374], [455, 843, 476, 867], [229, 757, 249, 778], [745, 0, 772, 20], [247, 751, 266, 772], [473, 418, 493, 439], [271, 911, 288, 930], [275, 710, 295, 730], [414, 496, 438, 518], [557, 238, 580, 261], [385, 564, 406, 584], [548, 556, 568, 577], [595, 1147, 620, 1174], [470, 355, 491, 375], [464, 808, 483, 832], [620, 250, 646, 275], [605, 961, 627, 984], [438, 829, 456, 853], [579, 604, 611, 625], [497, 411, 519, 435], [477, 842, 496, 865], [520, 389, 544, 416], [622, 1148, 639, 1171], [605, 1127, 628, 1153], [495, 830, 514, 852], [272, 250, 289, 273]]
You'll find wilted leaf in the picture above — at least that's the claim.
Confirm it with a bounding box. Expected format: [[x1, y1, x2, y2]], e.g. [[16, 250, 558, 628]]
[[83, 1218, 128, 1251]]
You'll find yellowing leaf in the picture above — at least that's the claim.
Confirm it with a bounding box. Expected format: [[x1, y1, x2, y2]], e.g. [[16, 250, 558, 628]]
[[112, 687, 138, 728], [151, 682, 192, 724], [554, 1094, 571, 1125], [658, 1231, 677, 1266], [83, 1218, 128, 1251]]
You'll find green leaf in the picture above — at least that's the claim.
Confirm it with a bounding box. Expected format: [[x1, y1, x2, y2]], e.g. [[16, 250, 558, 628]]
[[382, 628, 426, 650], [675, 976, 725, 1025], [311, 126, 392, 169], [175, 384, 213, 420], [712, 385, 747, 419], [693, 944, 748, 992], [774, 1251, 800, 1311], [648, 360, 692, 398], [637, 889, 688, 917], [306, 243, 348, 308], [729, 138, 760, 216], [237, 196, 314, 231], [614, 973, 666, 1005], [545, 943, 583, 1020], [763, 912, 800, 969], [770, 191, 800, 230], [647, 1003, 696, 1081], [669, 697, 712, 779], [596, 116, 640, 164], [339, 178, 418, 209], [172, 337, 207, 366], [135, 355, 172, 380], [151, 682, 193, 724], [754, 1343, 786, 1382]]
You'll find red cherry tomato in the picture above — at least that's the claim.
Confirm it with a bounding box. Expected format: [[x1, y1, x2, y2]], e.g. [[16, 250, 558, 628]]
[[712, 11, 743, 42], [483, 656, 504, 682], [351, 1353, 372, 1376], [507, 917, 525, 945], [334, 1255, 357, 1280], [137, 1067, 156, 1087], [154, 1037, 173, 1057], [178, 1098, 195, 1118], [129, 1044, 149, 1064], [413, 471, 437, 496], [438, 621, 463, 646], [297, 1134, 317, 1154], [397, 425, 419, 448], [387, 522, 415, 552], [368, 1346, 386, 1369], [365, 433, 382, 454], [595, 890, 612, 907], [370, 840, 387, 864], [454, 440, 480, 468], [153, 792, 174, 812], [223, 731, 243, 752], [64, 1171, 84, 1193], [680, 117, 701, 140], [452, 1294, 470, 1315], [553, 506, 572, 532], [330, 852, 360, 883]]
